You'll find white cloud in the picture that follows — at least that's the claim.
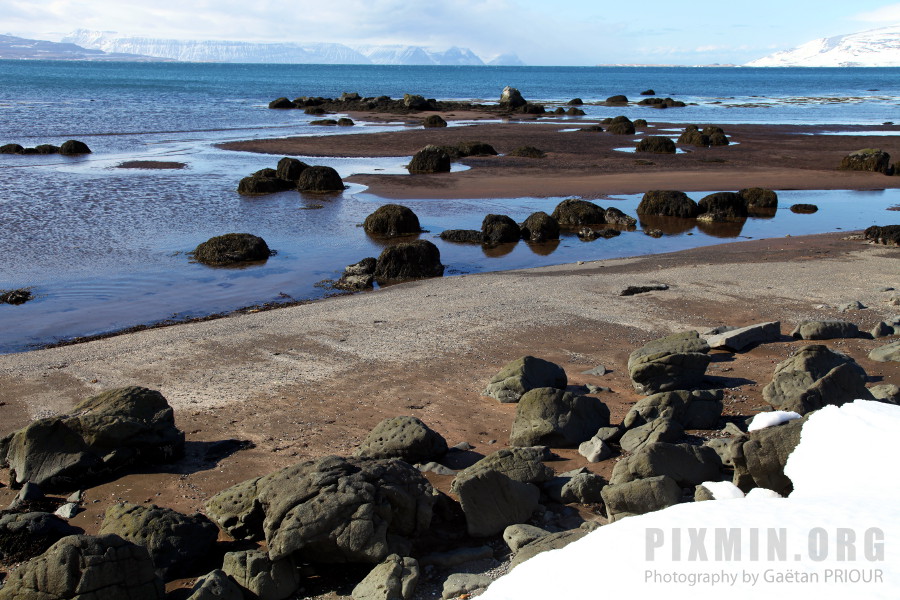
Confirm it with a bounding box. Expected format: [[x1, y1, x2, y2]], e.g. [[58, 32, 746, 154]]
[[853, 3, 900, 22]]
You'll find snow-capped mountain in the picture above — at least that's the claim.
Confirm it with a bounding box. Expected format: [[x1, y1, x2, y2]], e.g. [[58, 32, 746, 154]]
[[746, 24, 900, 67], [62, 30, 512, 66], [0, 34, 164, 61], [487, 53, 527, 66]]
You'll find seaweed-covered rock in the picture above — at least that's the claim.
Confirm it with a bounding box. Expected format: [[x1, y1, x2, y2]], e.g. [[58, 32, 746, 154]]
[[605, 95, 629, 104], [677, 129, 710, 146], [456, 141, 498, 157], [697, 192, 748, 221], [354, 416, 447, 464], [297, 165, 344, 192], [439, 229, 484, 244], [422, 114, 447, 128], [374, 240, 444, 282], [637, 190, 699, 218], [738, 187, 778, 209], [58, 140, 91, 155], [636, 136, 676, 154], [790, 203, 818, 214], [338, 118, 355, 126], [35, 144, 60, 154], [633, 118, 648, 127], [269, 97, 295, 109], [864, 225, 900, 246], [519, 212, 560, 242], [840, 148, 892, 174], [483, 356, 568, 403], [193, 233, 271, 266], [0, 288, 32, 305], [0, 143, 25, 154], [408, 145, 451, 173], [276, 157, 310, 182], [509, 388, 610, 447], [508, 145, 545, 158], [363, 204, 422, 237], [606, 118, 635, 135], [237, 169, 295, 195], [482, 214, 521, 245], [403, 94, 433, 110], [551, 198, 606, 226]]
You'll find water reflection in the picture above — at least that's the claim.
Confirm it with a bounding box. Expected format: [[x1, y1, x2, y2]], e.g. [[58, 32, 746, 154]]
[[526, 239, 561, 256], [696, 218, 747, 238], [748, 207, 777, 219], [638, 215, 696, 235], [481, 242, 517, 258]]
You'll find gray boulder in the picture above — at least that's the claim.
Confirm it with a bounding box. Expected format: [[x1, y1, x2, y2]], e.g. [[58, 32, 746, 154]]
[[731, 416, 807, 495], [452, 468, 540, 537], [610, 442, 723, 487], [628, 331, 711, 394], [352, 554, 419, 600], [622, 389, 724, 431], [791, 320, 859, 340], [869, 340, 900, 363], [602, 475, 682, 522], [354, 416, 448, 464], [442, 573, 493, 599], [869, 384, 900, 404], [762, 344, 873, 414], [509, 388, 610, 447], [186, 570, 244, 600], [499, 86, 527, 109], [483, 356, 567, 403], [577, 436, 612, 462], [450, 447, 554, 489], [222, 549, 300, 600], [0, 534, 164, 600], [203, 476, 262, 541], [503, 524, 550, 553], [704, 321, 780, 352], [619, 418, 684, 453], [509, 529, 588, 569], [0, 511, 82, 563], [560, 472, 606, 503]]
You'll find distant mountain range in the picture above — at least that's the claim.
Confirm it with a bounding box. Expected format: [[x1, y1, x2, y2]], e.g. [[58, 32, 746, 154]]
[[746, 25, 900, 67], [59, 30, 525, 66], [0, 34, 166, 61]]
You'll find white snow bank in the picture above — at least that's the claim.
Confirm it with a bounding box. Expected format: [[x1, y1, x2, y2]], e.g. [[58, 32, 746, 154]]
[[701, 480, 745, 499], [480, 400, 898, 599], [747, 410, 802, 431]]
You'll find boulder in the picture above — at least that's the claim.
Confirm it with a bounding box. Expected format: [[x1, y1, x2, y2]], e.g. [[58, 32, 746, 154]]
[[509, 388, 610, 447], [605, 95, 628, 104], [206, 456, 435, 564], [640, 89, 655, 96], [442, 573, 493, 599], [601, 475, 681, 522], [275, 157, 309, 182], [352, 554, 419, 600], [374, 240, 444, 282], [509, 529, 587, 569], [633, 118, 648, 127], [35, 144, 60, 154], [0, 511, 82, 563], [0, 288, 32, 305], [268, 97, 295, 109], [790, 320, 859, 340], [508, 145, 545, 158], [482, 214, 521, 245], [403, 94, 433, 110], [708, 132, 730, 146], [338, 118, 355, 126], [450, 447, 554, 488], [439, 229, 484, 244], [363, 204, 422, 237], [604, 207, 637, 228], [738, 187, 778, 209], [619, 418, 684, 453], [623, 389, 724, 431], [452, 468, 539, 537], [335, 258, 377, 291], [0, 143, 25, 154], [354, 416, 448, 464], [610, 442, 723, 487], [98, 502, 219, 579], [627, 331, 711, 394], [3, 387, 184, 491], [637, 190, 699, 218], [297, 165, 344, 192], [678, 129, 710, 146], [193, 233, 271, 266], [636, 136, 676, 154], [870, 383, 900, 404], [222, 549, 300, 600], [864, 225, 900, 246], [731, 416, 807, 495], [499, 86, 527, 109], [762, 344, 873, 414], [237, 169, 294, 195], [606, 119, 635, 135], [703, 321, 780, 352], [578, 227, 620, 241], [456, 141, 498, 156], [482, 356, 567, 403], [0, 534, 164, 600], [840, 148, 892, 174], [697, 192, 748, 221], [869, 340, 900, 362], [310, 119, 339, 126], [560, 472, 606, 503], [578, 435, 613, 463], [422, 114, 447, 128], [520, 212, 560, 242], [551, 198, 607, 226], [408, 145, 451, 173], [186, 570, 244, 600], [58, 140, 91, 155], [503, 524, 550, 552], [790, 203, 818, 214]]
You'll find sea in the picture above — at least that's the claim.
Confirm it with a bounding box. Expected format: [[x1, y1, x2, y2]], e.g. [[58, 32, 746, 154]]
[[1, 61, 899, 353]]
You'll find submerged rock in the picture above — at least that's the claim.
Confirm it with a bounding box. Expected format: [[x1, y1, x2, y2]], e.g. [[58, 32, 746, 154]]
[[193, 233, 271, 266]]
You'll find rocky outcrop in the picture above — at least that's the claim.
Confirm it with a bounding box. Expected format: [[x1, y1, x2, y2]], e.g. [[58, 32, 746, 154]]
[[509, 388, 610, 447], [482, 356, 567, 403], [354, 416, 448, 464], [551, 198, 607, 226], [374, 240, 444, 282], [482, 214, 521, 245], [0, 288, 32, 305], [499, 86, 527, 109], [627, 331, 711, 394], [193, 233, 272, 266], [637, 190, 699, 218], [297, 165, 345, 192], [840, 148, 892, 174], [519, 212, 560, 242], [636, 136, 676, 154], [363, 205, 422, 237], [408, 145, 452, 173]]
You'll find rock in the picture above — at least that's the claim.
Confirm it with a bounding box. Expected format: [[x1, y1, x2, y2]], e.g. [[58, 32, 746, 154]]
[[3, 387, 184, 491], [560, 472, 606, 503], [335, 274, 375, 291], [509, 388, 610, 447], [422, 114, 447, 128], [58, 140, 91, 155], [708, 132, 730, 146], [636, 136, 676, 153], [0, 288, 33, 305], [275, 157, 309, 182], [54, 503, 80, 519], [338, 118, 355, 126], [419, 545, 493, 568], [269, 97, 295, 109], [186, 570, 244, 600], [345, 258, 377, 276], [606, 119, 635, 135], [297, 165, 345, 192], [439, 229, 484, 243], [762, 344, 872, 414], [638, 97, 686, 108], [694, 484, 716, 501], [452, 468, 539, 537], [637, 190, 699, 218], [551, 198, 607, 226], [222, 549, 300, 600], [352, 554, 419, 600], [374, 240, 444, 283], [310, 119, 339, 126], [790, 203, 818, 214], [0, 533, 164, 600], [790, 320, 859, 340], [605, 95, 628, 104], [678, 129, 710, 146], [509, 529, 587, 569], [640, 89, 655, 95], [704, 321, 780, 351], [731, 416, 806, 495], [9, 481, 44, 508], [840, 148, 892, 174], [237, 169, 294, 195], [620, 283, 668, 296], [568, 98, 583, 105], [206, 456, 435, 564], [0, 143, 25, 154], [578, 436, 612, 462], [633, 119, 648, 127], [566, 107, 585, 116], [499, 86, 527, 109], [870, 383, 900, 404], [417, 462, 456, 476], [35, 144, 60, 154], [363, 204, 422, 237], [98, 502, 219, 579], [482, 214, 521, 245], [738, 187, 778, 209], [604, 207, 637, 228], [508, 145, 545, 158], [456, 141, 498, 156], [864, 225, 900, 246], [304, 106, 326, 115], [578, 227, 619, 241], [408, 145, 451, 173], [441, 573, 492, 599], [355, 416, 448, 464], [869, 340, 900, 362], [503, 524, 550, 553], [610, 442, 723, 487], [697, 192, 748, 221], [193, 233, 271, 266], [519, 211, 560, 242], [0, 511, 82, 563], [451, 447, 554, 488], [837, 300, 866, 312], [482, 356, 567, 403], [627, 331, 711, 394], [403, 94, 433, 110], [619, 418, 684, 453], [602, 475, 682, 522]]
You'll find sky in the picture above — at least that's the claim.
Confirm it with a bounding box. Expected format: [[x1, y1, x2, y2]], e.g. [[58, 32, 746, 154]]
[[5, 0, 900, 65]]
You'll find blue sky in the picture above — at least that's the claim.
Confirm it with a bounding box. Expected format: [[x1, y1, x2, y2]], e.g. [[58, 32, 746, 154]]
[[5, 0, 900, 64]]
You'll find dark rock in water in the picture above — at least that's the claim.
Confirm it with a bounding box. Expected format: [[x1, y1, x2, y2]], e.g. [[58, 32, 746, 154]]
[[275, 157, 310, 182], [99, 502, 219, 579], [521, 102, 546, 114], [268, 97, 295, 109], [34, 144, 60, 154], [637, 190, 699, 218], [864, 225, 900, 246], [606, 118, 635, 135], [762, 344, 873, 414], [297, 165, 345, 192], [58, 140, 91, 155], [0, 288, 32, 305], [509, 387, 610, 447], [553, 107, 566, 114], [2, 387, 185, 492], [605, 95, 628, 104], [0, 511, 83, 563], [508, 145, 545, 158], [499, 86, 527, 109], [633, 118, 648, 127], [640, 89, 656, 96], [0, 533, 165, 600], [790, 203, 818, 214], [738, 187, 778, 209], [304, 106, 326, 115], [337, 117, 354, 126], [364, 204, 422, 237], [566, 107, 585, 116], [567, 98, 583, 105], [520, 212, 560, 242], [791, 320, 859, 340], [408, 145, 451, 173], [620, 283, 669, 296], [604, 207, 637, 228], [628, 330, 711, 394], [403, 93, 434, 110], [840, 148, 892, 174], [310, 119, 338, 126], [552, 198, 606, 226], [193, 233, 271, 266], [698, 192, 748, 221], [638, 97, 686, 108], [483, 356, 568, 403], [456, 140, 497, 156], [578, 125, 604, 132], [0, 143, 25, 154], [636, 136, 675, 154], [221, 549, 301, 600], [602, 475, 681, 522], [422, 114, 447, 128], [708, 132, 730, 146], [440, 229, 484, 244], [482, 214, 521, 245], [354, 416, 448, 464], [237, 168, 295, 195], [677, 129, 710, 146], [577, 227, 619, 241], [374, 239, 444, 282]]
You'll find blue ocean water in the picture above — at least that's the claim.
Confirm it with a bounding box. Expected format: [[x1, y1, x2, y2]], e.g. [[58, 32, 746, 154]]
[[1, 61, 899, 353]]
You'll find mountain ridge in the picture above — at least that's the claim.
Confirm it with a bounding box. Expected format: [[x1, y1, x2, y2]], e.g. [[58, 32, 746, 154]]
[[746, 24, 900, 67]]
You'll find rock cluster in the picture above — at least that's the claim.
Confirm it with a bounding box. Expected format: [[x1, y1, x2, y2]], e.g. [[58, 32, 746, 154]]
[[237, 157, 344, 195], [0, 139, 91, 155]]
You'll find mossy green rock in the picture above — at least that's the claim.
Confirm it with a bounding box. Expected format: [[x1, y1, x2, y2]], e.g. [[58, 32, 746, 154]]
[[628, 331, 711, 394], [193, 233, 271, 266], [483, 356, 567, 403], [509, 387, 610, 447]]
